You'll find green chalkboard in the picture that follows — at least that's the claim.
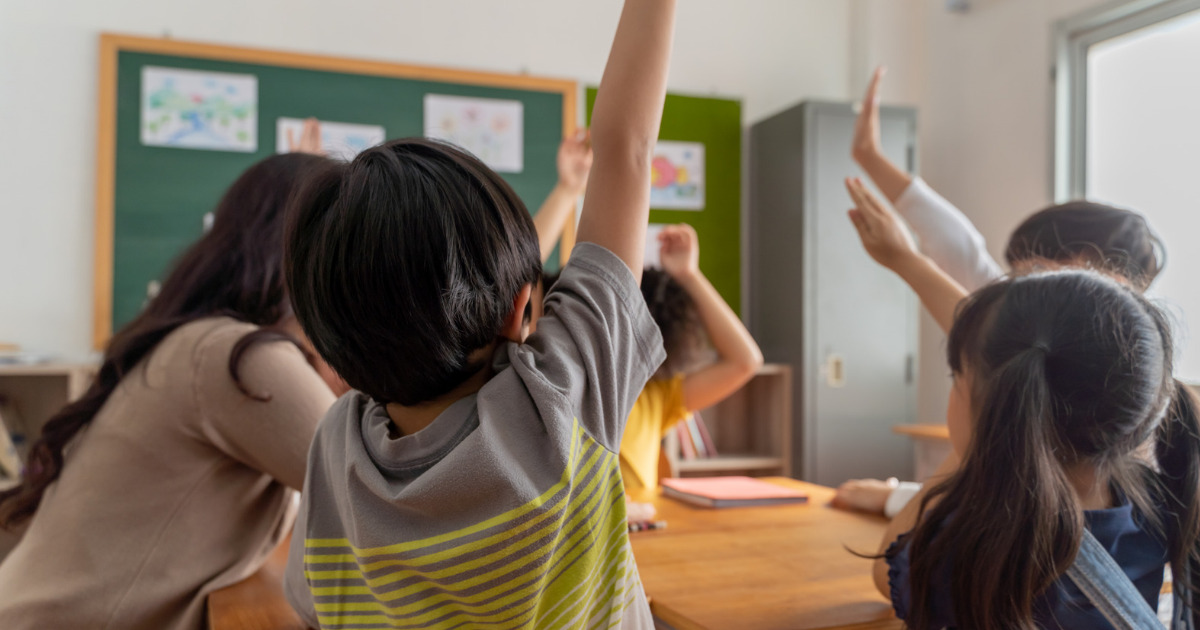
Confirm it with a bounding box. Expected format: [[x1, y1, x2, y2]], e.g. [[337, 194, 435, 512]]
[[96, 35, 576, 346], [585, 89, 741, 314]]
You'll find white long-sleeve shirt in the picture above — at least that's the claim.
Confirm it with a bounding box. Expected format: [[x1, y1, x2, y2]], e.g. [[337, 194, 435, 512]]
[[883, 178, 1003, 518], [893, 177, 1004, 292]]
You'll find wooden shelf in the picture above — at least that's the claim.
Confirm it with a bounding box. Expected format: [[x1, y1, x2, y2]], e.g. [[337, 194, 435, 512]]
[[0, 362, 97, 377], [676, 455, 785, 472], [892, 424, 950, 441], [663, 363, 793, 480]]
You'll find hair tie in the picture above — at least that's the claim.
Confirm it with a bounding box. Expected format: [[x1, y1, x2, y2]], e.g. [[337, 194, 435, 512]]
[[1032, 341, 1051, 355]]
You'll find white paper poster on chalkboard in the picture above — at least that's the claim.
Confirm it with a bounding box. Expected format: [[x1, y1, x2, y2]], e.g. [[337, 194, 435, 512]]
[[275, 118, 385, 162], [651, 141, 705, 210], [424, 94, 524, 172], [140, 66, 258, 152], [644, 223, 667, 268]]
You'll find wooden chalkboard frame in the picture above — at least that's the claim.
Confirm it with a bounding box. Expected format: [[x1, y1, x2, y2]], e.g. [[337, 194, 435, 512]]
[[94, 33, 578, 348]]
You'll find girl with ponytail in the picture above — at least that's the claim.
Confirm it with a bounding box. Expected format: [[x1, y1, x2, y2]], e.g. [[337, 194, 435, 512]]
[[846, 178, 1200, 628], [0, 134, 347, 630]]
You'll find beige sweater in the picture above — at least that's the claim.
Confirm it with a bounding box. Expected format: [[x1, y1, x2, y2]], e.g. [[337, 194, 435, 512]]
[[0, 317, 335, 630]]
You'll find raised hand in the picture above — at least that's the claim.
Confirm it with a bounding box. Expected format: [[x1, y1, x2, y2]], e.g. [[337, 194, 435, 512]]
[[286, 118, 324, 155], [847, 177, 968, 333], [852, 67, 886, 165], [846, 177, 918, 270], [658, 223, 700, 280], [833, 478, 895, 515], [557, 130, 593, 195]]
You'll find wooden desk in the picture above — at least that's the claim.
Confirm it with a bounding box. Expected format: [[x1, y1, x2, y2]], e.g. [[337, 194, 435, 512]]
[[210, 479, 898, 630], [628, 478, 899, 630], [207, 538, 306, 630], [892, 424, 952, 482]]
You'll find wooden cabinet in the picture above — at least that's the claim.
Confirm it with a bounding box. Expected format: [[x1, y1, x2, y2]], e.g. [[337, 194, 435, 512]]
[[662, 363, 792, 478], [0, 363, 97, 558], [0, 363, 98, 472]]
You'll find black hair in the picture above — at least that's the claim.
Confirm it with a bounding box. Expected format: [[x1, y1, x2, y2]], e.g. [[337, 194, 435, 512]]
[[0, 152, 331, 528], [286, 138, 542, 406], [639, 268, 707, 379], [900, 269, 1200, 629], [1005, 201, 1164, 291]]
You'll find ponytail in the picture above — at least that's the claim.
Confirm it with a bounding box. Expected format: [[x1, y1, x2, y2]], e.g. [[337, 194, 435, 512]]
[[906, 348, 1083, 630], [1155, 379, 1200, 625]]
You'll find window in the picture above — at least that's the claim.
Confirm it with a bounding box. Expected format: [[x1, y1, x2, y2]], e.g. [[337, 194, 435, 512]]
[[1056, 0, 1200, 380]]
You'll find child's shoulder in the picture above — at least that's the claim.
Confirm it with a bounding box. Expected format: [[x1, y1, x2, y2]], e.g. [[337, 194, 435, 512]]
[[547, 243, 638, 297]]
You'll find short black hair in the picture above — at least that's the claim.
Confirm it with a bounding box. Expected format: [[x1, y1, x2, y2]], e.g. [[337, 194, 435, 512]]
[[1004, 201, 1164, 291], [285, 138, 542, 406]]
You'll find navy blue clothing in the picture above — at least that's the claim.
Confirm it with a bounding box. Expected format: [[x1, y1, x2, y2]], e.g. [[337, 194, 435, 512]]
[[886, 499, 1168, 629]]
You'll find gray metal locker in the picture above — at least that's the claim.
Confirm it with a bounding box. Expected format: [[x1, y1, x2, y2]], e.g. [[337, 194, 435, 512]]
[[749, 101, 919, 487]]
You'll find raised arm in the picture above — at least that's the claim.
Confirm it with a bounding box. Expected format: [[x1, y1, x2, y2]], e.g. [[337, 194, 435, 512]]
[[658, 224, 764, 411], [846, 177, 968, 333], [852, 68, 1002, 292], [576, 0, 677, 281], [852, 68, 912, 203], [533, 132, 593, 262]]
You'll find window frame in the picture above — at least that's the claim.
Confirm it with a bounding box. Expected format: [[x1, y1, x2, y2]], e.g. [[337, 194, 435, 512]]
[[1053, 0, 1200, 201]]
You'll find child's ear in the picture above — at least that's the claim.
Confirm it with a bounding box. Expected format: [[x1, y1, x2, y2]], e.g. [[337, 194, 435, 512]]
[[500, 283, 534, 343]]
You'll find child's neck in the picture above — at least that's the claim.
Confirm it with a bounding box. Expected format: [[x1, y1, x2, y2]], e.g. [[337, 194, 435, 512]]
[[1065, 464, 1113, 510], [384, 347, 497, 438]]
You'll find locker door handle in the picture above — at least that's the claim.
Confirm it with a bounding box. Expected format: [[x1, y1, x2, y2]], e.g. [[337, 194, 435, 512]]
[[905, 354, 915, 385], [825, 354, 846, 388]]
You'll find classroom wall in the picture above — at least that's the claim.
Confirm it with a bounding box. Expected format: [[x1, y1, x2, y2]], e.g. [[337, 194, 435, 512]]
[[856, 0, 1111, 426], [0, 0, 854, 357]]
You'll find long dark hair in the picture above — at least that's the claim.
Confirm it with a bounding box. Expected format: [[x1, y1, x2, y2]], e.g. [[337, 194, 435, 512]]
[[0, 152, 331, 528], [901, 270, 1200, 629], [1005, 201, 1164, 291]]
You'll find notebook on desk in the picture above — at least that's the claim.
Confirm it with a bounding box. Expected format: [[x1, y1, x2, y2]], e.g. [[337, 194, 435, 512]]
[[661, 476, 808, 508]]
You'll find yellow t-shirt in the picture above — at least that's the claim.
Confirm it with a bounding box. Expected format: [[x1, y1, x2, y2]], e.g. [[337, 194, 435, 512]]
[[620, 374, 690, 490]]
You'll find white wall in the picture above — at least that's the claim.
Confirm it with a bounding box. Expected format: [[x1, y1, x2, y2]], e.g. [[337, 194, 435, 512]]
[[3, 0, 1125, 438], [0, 0, 853, 357], [856, 0, 1113, 426]]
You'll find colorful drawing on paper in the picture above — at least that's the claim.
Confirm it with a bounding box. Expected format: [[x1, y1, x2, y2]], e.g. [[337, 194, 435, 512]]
[[275, 118, 386, 162], [424, 94, 523, 172], [651, 141, 705, 210], [141, 66, 257, 152]]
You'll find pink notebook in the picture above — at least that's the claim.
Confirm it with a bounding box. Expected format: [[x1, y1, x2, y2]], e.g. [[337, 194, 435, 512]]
[[660, 476, 808, 508]]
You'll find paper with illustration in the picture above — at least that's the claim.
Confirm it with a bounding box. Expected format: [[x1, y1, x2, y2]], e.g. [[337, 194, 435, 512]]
[[275, 118, 386, 162], [141, 66, 257, 152], [424, 94, 523, 172], [651, 141, 705, 210]]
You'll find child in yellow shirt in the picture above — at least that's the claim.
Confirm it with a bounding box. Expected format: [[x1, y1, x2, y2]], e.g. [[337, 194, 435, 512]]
[[618, 224, 763, 489]]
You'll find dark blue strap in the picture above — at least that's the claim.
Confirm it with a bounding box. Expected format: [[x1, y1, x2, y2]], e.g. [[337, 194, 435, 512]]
[[1065, 529, 1164, 629]]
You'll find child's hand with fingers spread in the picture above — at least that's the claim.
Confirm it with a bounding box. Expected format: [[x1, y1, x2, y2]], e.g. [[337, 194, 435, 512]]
[[557, 130, 593, 195], [286, 118, 325, 156], [658, 224, 700, 280], [846, 177, 919, 271]]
